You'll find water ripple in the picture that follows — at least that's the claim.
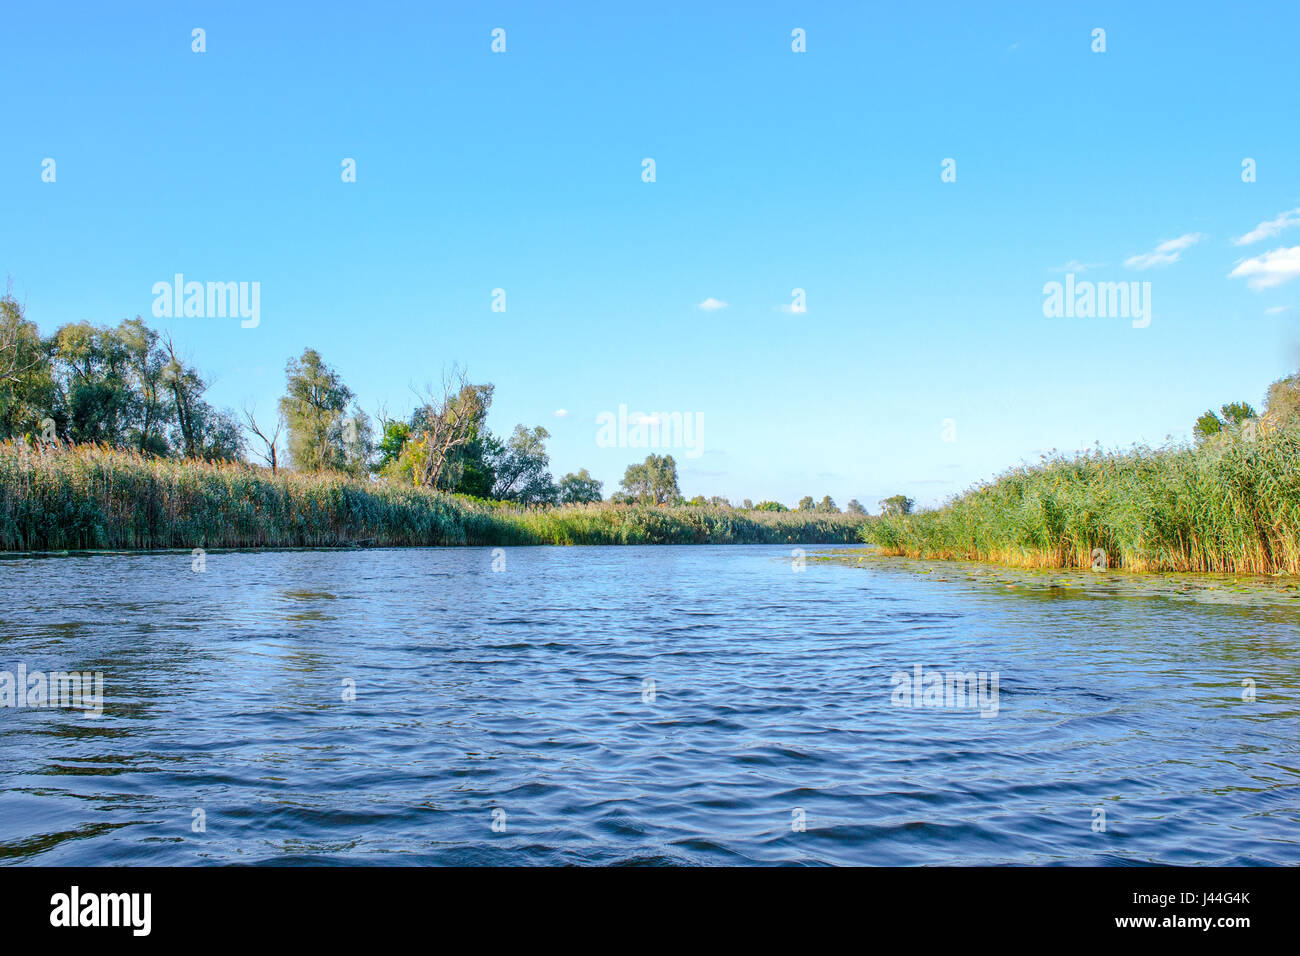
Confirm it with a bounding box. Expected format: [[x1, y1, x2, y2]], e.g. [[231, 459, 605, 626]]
[[1, 545, 1298, 865]]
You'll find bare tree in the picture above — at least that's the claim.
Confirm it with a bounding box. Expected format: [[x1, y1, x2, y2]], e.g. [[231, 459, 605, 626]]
[[409, 367, 492, 489], [242, 402, 283, 474], [0, 327, 42, 386]]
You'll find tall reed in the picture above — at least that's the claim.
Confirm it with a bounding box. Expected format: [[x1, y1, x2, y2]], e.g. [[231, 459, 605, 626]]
[[0, 443, 865, 550], [860, 425, 1300, 574]]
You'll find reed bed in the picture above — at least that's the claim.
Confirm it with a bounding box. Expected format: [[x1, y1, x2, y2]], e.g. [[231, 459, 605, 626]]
[[506, 500, 864, 545], [0, 443, 866, 551], [861, 424, 1300, 574]]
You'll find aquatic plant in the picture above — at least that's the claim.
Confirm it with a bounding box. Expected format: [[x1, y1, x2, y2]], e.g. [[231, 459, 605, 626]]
[[860, 424, 1300, 574], [0, 442, 865, 550]]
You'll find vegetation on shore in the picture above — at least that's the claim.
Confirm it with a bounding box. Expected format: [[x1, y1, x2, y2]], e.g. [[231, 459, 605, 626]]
[[17, 290, 1300, 570], [861, 374, 1300, 574], [0, 294, 853, 522], [0, 443, 866, 551]]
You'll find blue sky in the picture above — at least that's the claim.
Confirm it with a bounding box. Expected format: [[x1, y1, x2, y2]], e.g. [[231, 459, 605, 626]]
[[3, 1, 1298, 508]]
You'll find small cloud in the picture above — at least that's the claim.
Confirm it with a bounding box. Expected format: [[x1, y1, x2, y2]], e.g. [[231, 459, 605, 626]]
[[1265, 306, 1290, 315], [697, 297, 728, 311], [1055, 259, 1105, 273], [1229, 247, 1300, 290], [1007, 42, 1020, 52], [1124, 233, 1206, 270], [1233, 208, 1300, 246], [553, 409, 569, 418]]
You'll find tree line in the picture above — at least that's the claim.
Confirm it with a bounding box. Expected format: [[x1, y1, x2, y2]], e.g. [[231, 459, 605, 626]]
[[1, 295, 884, 512], [1, 294, 241, 460]]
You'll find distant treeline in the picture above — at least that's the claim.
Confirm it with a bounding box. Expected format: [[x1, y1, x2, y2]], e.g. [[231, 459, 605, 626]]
[[0, 294, 857, 513]]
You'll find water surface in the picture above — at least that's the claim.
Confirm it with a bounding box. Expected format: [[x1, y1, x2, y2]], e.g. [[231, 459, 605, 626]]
[[1, 545, 1297, 865]]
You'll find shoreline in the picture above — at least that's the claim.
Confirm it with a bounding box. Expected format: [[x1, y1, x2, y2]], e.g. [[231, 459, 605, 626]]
[[1, 541, 867, 558]]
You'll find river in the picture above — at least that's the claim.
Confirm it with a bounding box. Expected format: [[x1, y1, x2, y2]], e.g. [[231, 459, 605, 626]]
[[1, 545, 1297, 865]]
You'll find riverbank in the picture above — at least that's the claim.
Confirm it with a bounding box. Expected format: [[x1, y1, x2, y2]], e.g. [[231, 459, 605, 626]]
[[0, 443, 866, 550], [859, 422, 1300, 574]]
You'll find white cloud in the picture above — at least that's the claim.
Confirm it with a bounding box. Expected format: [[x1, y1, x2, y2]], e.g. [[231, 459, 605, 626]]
[[697, 297, 728, 311], [553, 409, 569, 418], [1233, 207, 1300, 246], [1230, 247, 1300, 290], [1055, 259, 1105, 273], [1124, 232, 1206, 269], [1265, 306, 1290, 315]]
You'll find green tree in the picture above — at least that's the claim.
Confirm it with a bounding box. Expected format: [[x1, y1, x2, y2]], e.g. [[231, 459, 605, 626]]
[[375, 419, 410, 473], [1220, 401, 1257, 425], [816, 495, 838, 512], [117, 318, 170, 456], [196, 408, 246, 462], [1193, 409, 1223, 441], [558, 468, 603, 504], [53, 321, 133, 446], [619, 453, 679, 505], [278, 348, 354, 471], [339, 407, 375, 478], [1195, 401, 1258, 442], [754, 500, 787, 512], [491, 424, 557, 504], [879, 494, 914, 517], [450, 429, 498, 497], [846, 499, 867, 515], [162, 336, 243, 461], [0, 292, 54, 441], [797, 495, 815, 511]]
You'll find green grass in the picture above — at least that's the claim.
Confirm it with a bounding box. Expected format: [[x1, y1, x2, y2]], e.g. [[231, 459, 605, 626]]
[[0, 443, 866, 550], [860, 422, 1300, 574]]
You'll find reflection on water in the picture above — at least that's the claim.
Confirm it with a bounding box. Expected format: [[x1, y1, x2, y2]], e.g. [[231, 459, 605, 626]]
[[1, 545, 1298, 865]]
